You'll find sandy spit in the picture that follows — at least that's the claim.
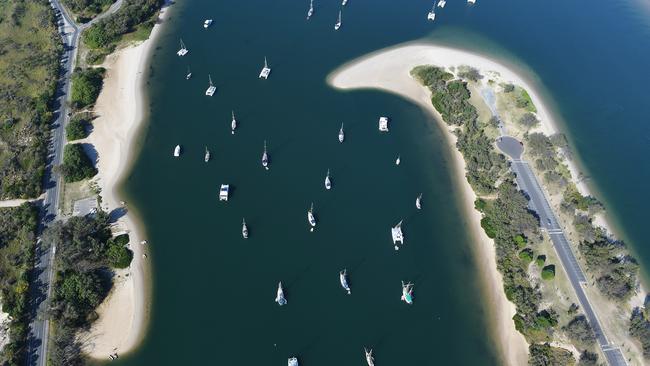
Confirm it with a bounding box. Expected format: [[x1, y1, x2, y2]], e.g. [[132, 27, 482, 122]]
[[327, 42, 534, 366]]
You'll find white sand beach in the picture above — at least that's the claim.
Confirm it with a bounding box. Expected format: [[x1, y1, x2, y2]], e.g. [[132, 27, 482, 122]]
[[77, 4, 172, 359]]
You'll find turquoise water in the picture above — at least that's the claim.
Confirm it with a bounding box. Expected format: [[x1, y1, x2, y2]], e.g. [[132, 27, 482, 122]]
[[113, 0, 650, 365]]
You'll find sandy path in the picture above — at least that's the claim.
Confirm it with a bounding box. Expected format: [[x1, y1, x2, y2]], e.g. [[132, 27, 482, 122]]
[[327, 43, 533, 366], [78, 4, 172, 360]]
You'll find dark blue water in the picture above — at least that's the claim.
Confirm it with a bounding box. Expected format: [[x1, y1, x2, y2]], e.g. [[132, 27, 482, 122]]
[[113, 0, 650, 365]]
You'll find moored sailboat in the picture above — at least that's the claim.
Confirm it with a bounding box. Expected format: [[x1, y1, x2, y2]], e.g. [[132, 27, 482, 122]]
[[325, 169, 332, 190], [231, 110, 237, 134], [340, 269, 351, 294], [306, 0, 314, 19], [427, 2, 436, 21], [307, 202, 316, 230], [275, 281, 287, 305], [186, 66, 192, 80], [242, 218, 248, 239], [334, 10, 342, 30], [173, 145, 181, 157], [416, 193, 422, 209], [401, 281, 414, 304], [288, 357, 299, 366], [259, 57, 271, 79], [177, 38, 188, 56], [391, 220, 404, 250], [204, 146, 210, 162], [338, 123, 345, 143], [205, 74, 216, 96], [438, 0, 446, 7], [262, 140, 269, 170], [365, 348, 375, 366], [395, 154, 401, 165]]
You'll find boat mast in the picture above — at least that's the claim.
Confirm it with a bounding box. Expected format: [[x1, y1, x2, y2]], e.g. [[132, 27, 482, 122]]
[[264, 56, 268, 69], [208, 74, 213, 86]]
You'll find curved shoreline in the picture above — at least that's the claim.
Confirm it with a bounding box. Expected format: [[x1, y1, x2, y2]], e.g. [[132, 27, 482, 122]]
[[78, 3, 173, 359]]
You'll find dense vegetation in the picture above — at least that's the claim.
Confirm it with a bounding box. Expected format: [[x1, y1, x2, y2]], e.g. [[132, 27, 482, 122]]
[[44, 211, 132, 365], [65, 113, 91, 141], [629, 304, 650, 358], [529, 343, 575, 366], [83, 0, 164, 63], [412, 66, 565, 354], [0, 0, 62, 199], [60, 143, 97, 182], [61, 0, 115, 23], [70, 67, 104, 109], [562, 315, 596, 348], [0, 204, 39, 364]]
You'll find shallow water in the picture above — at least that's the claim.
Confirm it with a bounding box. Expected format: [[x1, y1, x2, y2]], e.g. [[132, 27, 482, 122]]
[[113, 0, 650, 365]]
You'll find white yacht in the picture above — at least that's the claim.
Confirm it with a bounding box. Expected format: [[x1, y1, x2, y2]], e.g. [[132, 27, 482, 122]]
[[438, 0, 446, 7], [306, 0, 314, 19], [334, 10, 342, 30], [468, 0, 476, 4], [342, 0, 348, 5], [186, 66, 192, 80], [338, 123, 344, 143], [177, 39, 188, 56], [401, 281, 414, 304], [325, 169, 332, 190], [231, 110, 237, 134], [173, 145, 181, 157], [205, 74, 216, 96], [219, 184, 229, 201], [395, 154, 401, 165], [259, 57, 271, 79], [288, 357, 299, 366], [275, 282, 287, 306], [365, 348, 375, 366], [391, 220, 404, 250], [262, 140, 269, 170], [203, 19, 213, 28], [416, 193, 422, 210], [242, 218, 248, 239], [340, 269, 351, 294], [204, 146, 210, 162], [307, 202, 316, 229], [427, 3, 436, 21], [378, 116, 389, 131]]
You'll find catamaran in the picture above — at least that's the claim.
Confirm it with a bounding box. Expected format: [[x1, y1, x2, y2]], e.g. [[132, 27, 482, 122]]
[[177, 39, 188, 56], [395, 154, 401, 165], [288, 357, 299, 366], [205, 74, 216, 96], [203, 19, 213, 28], [340, 269, 351, 294], [307, 202, 316, 229], [259, 57, 271, 79], [275, 282, 287, 306], [427, 3, 436, 21], [306, 0, 314, 19], [365, 348, 375, 366], [262, 140, 269, 170], [338, 123, 344, 143], [231, 110, 237, 134], [401, 281, 414, 304], [416, 193, 422, 209], [219, 184, 229, 201], [392, 220, 404, 250], [334, 10, 342, 30], [325, 169, 332, 190], [378, 116, 389, 131], [173, 145, 181, 157], [242, 218, 248, 239], [186, 66, 192, 80], [438, 0, 446, 7], [204, 146, 210, 162]]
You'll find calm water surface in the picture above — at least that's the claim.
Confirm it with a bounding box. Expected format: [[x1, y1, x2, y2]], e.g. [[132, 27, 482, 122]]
[[112, 0, 650, 365]]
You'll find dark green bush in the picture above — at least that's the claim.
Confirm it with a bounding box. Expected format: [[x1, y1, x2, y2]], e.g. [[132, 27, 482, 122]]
[[61, 144, 97, 182]]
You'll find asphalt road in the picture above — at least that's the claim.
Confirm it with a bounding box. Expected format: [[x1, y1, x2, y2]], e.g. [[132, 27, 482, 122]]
[[497, 139, 628, 366], [25, 1, 122, 365]]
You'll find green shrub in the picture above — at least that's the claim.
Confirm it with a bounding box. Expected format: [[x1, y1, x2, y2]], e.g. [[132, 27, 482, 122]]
[[563, 315, 596, 347], [541, 265, 556, 280], [514, 234, 527, 248], [528, 343, 574, 366], [66, 116, 89, 140], [481, 217, 496, 238], [519, 248, 534, 264], [106, 234, 133, 268], [61, 144, 97, 182], [71, 68, 105, 109], [535, 255, 546, 267]]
